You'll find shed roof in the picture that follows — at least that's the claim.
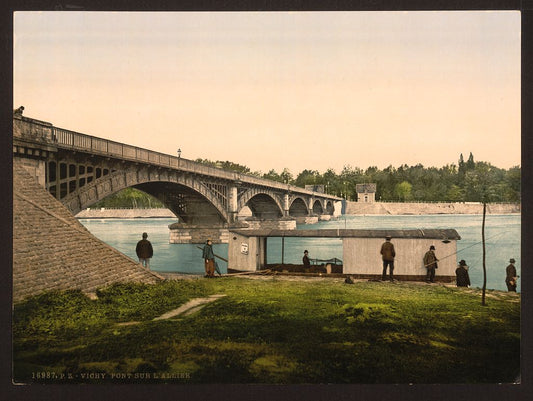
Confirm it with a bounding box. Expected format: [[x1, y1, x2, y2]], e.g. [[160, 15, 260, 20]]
[[230, 228, 461, 240]]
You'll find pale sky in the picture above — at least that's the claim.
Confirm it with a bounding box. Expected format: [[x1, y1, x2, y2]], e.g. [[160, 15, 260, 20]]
[[13, 11, 521, 175]]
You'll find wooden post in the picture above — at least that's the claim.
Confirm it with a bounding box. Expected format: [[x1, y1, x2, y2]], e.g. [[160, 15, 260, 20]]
[[281, 237, 285, 265], [482, 202, 487, 306]]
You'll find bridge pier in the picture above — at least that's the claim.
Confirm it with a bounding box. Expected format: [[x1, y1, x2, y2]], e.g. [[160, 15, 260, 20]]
[[243, 217, 297, 231], [168, 217, 298, 244], [294, 215, 319, 225], [168, 223, 231, 244]]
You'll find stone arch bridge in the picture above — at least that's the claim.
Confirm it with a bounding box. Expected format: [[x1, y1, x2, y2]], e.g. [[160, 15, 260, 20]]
[[13, 114, 341, 241]]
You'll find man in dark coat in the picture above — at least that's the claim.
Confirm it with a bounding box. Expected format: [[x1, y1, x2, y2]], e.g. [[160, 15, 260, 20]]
[[202, 239, 215, 278], [505, 258, 518, 292], [135, 232, 153, 269], [302, 250, 311, 270], [455, 259, 470, 287], [380, 236, 396, 282], [423, 245, 439, 283]]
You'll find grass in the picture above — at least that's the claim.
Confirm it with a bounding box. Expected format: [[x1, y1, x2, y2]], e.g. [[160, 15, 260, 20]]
[[12, 277, 520, 384]]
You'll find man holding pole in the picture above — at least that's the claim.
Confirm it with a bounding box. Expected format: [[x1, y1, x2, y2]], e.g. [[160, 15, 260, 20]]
[[202, 239, 216, 278], [423, 245, 439, 283]]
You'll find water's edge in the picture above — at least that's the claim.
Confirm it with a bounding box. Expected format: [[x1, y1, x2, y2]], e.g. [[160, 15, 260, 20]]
[[76, 202, 520, 219]]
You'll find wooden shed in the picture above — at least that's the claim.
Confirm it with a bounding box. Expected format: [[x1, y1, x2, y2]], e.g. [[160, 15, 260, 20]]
[[228, 228, 461, 282]]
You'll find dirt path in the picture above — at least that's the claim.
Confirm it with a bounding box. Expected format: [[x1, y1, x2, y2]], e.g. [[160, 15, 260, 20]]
[[116, 294, 226, 326], [153, 294, 226, 320]]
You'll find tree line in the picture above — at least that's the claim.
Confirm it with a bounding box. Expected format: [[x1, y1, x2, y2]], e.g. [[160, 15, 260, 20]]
[[92, 153, 520, 208], [196, 153, 520, 203]]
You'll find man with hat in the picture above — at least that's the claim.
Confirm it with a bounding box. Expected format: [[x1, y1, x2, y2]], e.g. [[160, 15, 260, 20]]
[[202, 239, 216, 278], [302, 250, 311, 271], [455, 260, 470, 287], [135, 232, 153, 269], [423, 245, 439, 283], [380, 236, 396, 282], [505, 258, 518, 292]]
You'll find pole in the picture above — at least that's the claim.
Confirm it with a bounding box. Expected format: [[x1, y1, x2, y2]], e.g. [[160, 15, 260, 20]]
[[195, 246, 228, 262], [481, 202, 487, 306], [281, 237, 285, 265]]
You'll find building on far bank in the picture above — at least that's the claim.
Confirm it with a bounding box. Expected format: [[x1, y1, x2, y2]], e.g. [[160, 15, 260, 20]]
[[356, 183, 376, 203]]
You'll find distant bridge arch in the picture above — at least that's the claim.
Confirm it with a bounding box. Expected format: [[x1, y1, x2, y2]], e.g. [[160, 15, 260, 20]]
[[312, 199, 324, 215], [237, 188, 284, 219], [289, 197, 309, 217]]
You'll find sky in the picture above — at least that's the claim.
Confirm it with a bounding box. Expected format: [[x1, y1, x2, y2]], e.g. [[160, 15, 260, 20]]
[[13, 11, 521, 175]]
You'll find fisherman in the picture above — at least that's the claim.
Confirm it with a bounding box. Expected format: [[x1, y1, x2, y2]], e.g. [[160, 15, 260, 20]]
[[455, 259, 470, 287], [423, 245, 439, 283], [380, 236, 396, 282], [505, 258, 518, 292], [202, 239, 215, 278], [303, 250, 311, 271], [135, 232, 153, 269]]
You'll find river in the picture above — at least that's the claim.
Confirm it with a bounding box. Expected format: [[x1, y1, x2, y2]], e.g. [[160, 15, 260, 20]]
[[79, 214, 521, 292]]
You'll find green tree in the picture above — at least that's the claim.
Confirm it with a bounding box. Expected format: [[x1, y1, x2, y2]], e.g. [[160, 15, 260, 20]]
[[505, 166, 521, 202], [295, 169, 321, 188], [458, 153, 466, 183], [466, 152, 475, 171], [280, 168, 294, 184], [92, 188, 164, 208], [446, 185, 464, 202], [395, 181, 413, 201], [262, 169, 282, 182]]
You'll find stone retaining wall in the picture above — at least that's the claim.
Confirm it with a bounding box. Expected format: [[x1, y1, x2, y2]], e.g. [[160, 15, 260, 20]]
[[13, 160, 163, 303], [76, 208, 176, 219], [346, 201, 520, 215], [75, 201, 520, 220]]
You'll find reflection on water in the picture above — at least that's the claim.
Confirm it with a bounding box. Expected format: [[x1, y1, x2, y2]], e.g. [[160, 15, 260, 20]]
[[79, 214, 520, 292]]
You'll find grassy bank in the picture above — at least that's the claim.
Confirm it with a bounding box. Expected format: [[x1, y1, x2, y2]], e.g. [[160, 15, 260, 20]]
[[13, 277, 520, 384]]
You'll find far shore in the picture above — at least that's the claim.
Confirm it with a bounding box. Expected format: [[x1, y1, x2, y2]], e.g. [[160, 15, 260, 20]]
[[75, 201, 520, 219]]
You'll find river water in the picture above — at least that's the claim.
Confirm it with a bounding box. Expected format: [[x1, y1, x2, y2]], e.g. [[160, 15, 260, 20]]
[[79, 214, 521, 292]]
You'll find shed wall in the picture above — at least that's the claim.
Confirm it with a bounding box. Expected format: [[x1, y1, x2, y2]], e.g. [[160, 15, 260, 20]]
[[228, 233, 260, 272], [342, 238, 457, 276]]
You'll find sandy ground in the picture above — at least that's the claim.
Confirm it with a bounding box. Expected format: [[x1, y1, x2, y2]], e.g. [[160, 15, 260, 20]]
[[158, 271, 520, 302]]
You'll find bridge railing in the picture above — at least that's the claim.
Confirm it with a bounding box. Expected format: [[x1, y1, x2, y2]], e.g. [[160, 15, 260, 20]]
[[14, 115, 341, 200]]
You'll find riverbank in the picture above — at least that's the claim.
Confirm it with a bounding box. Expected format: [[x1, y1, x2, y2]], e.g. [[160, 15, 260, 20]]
[[75, 201, 520, 219], [76, 208, 176, 219], [13, 278, 520, 384]]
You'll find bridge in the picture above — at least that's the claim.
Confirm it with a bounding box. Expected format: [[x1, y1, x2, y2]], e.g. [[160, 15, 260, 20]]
[[13, 112, 342, 242]]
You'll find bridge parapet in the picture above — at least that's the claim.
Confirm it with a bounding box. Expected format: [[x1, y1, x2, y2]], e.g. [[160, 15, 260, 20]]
[[14, 115, 341, 202], [14, 114, 342, 238]]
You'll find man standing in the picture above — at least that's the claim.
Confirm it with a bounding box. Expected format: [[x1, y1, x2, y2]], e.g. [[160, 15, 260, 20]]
[[135, 232, 153, 269], [423, 245, 439, 283], [302, 250, 311, 270], [505, 258, 518, 292], [455, 260, 471, 287], [202, 239, 215, 278], [380, 236, 396, 282]]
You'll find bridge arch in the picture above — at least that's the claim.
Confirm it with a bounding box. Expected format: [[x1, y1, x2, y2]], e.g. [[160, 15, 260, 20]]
[[312, 199, 324, 215], [289, 197, 309, 217], [61, 168, 230, 225], [325, 200, 335, 215], [238, 188, 284, 219]]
